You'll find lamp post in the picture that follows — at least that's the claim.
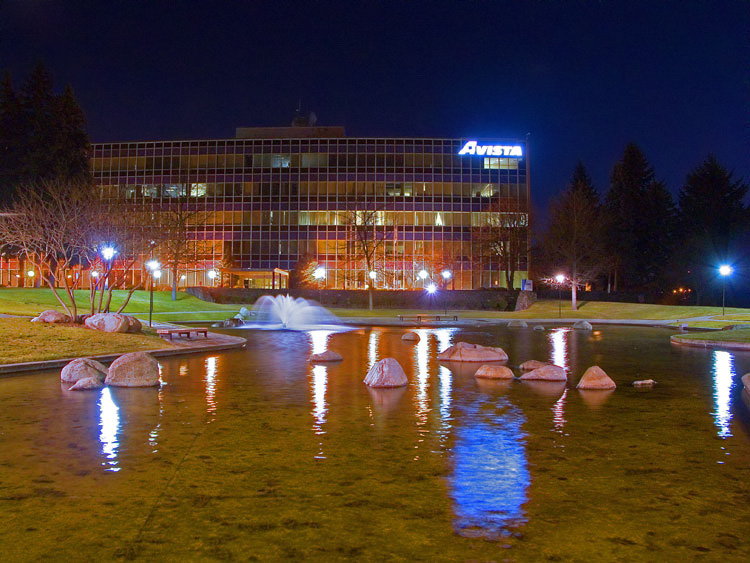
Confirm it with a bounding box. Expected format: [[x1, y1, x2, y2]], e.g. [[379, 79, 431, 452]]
[[555, 274, 566, 319], [146, 260, 160, 327], [719, 265, 733, 316], [313, 266, 326, 303]]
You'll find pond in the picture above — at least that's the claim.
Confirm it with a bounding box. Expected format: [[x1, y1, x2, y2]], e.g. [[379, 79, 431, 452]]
[[1, 326, 749, 560]]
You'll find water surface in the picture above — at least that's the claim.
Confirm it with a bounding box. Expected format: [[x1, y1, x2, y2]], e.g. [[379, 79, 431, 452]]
[[1, 326, 749, 560]]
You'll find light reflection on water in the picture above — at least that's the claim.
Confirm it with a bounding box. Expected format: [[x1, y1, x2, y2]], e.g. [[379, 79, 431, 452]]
[[308, 330, 333, 459], [98, 387, 120, 472], [368, 329, 379, 368], [414, 329, 430, 424], [549, 328, 568, 370], [205, 356, 218, 420], [712, 350, 735, 438], [552, 388, 568, 435], [450, 396, 529, 538]]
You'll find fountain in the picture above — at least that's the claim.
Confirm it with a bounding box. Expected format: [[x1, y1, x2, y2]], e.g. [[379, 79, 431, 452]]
[[236, 295, 350, 331]]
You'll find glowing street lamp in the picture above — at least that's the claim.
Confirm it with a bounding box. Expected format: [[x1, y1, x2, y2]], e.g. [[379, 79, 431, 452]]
[[426, 283, 437, 294], [101, 246, 116, 261], [555, 274, 566, 318], [146, 260, 161, 327], [719, 265, 733, 316]]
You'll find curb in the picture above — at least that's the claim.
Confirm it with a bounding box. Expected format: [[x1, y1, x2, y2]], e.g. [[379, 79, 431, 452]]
[[670, 335, 750, 351]]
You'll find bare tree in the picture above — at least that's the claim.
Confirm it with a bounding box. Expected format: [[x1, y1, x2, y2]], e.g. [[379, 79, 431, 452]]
[[472, 198, 528, 289], [151, 196, 209, 300], [343, 209, 390, 310], [0, 181, 99, 320]]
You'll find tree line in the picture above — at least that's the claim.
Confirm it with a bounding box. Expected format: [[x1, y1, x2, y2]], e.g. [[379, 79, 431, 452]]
[[541, 143, 748, 307]]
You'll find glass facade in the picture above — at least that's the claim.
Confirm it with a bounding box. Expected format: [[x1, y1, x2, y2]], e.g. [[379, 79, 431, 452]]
[[91, 128, 529, 290]]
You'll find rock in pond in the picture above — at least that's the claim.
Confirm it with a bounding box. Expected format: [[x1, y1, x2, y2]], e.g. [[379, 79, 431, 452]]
[[310, 350, 343, 362], [401, 331, 420, 342], [84, 313, 129, 333], [633, 379, 656, 387], [437, 342, 508, 362], [533, 325, 545, 331], [507, 320, 528, 328], [60, 358, 108, 384], [31, 310, 70, 324], [68, 377, 104, 391], [520, 359, 549, 371], [577, 365, 616, 390], [474, 365, 515, 379], [741, 373, 750, 393], [105, 352, 160, 387], [573, 320, 593, 330], [364, 358, 408, 388], [520, 364, 567, 381]]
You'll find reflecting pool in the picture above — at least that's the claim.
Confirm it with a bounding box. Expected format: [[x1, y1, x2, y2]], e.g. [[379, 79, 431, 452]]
[[1, 326, 749, 560]]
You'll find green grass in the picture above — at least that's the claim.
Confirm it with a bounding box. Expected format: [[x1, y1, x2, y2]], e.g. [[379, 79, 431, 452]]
[[0, 288, 247, 319], [0, 317, 173, 364], [329, 300, 750, 320], [672, 327, 750, 343]]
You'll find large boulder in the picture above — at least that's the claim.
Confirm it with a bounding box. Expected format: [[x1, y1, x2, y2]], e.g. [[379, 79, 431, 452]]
[[105, 352, 160, 387], [364, 358, 408, 388], [520, 359, 549, 371], [31, 310, 70, 324], [520, 364, 567, 381], [60, 358, 108, 384], [507, 320, 528, 328], [474, 365, 515, 380], [573, 320, 593, 331], [310, 350, 343, 362], [577, 365, 616, 390], [85, 313, 129, 333], [741, 373, 750, 393], [124, 315, 142, 334], [437, 342, 508, 362], [68, 377, 105, 391], [401, 331, 420, 342]]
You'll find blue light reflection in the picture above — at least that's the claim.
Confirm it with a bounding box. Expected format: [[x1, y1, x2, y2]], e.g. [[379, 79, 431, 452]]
[[98, 387, 120, 472], [712, 350, 735, 438], [450, 397, 529, 538]]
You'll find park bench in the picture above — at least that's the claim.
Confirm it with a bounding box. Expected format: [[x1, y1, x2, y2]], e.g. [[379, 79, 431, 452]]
[[398, 314, 458, 322], [156, 328, 209, 341]]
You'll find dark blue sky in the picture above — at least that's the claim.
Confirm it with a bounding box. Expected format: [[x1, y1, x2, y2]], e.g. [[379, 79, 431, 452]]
[[1, 0, 747, 219]]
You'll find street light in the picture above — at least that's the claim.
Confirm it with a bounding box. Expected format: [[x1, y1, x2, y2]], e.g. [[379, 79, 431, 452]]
[[313, 266, 326, 303], [426, 283, 437, 294], [555, 274, 566, 319], [146, 260, 160, 327], [719, 264, 733, 316]]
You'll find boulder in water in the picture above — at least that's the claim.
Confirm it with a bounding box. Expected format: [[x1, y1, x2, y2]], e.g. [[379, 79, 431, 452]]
[[520, 359, 549, 371], [633, 379, 656, 387], [741, 373, 749, 393], [520, 364, 566, 381], [401, 332, 420, 342], [474, 365, 515, 379], [507, 320, 528, 328], [533, 325, 545, 331], [61, 358, 108, 384], [105, 352, 160, 387], [437, 342, 508, 362], [69, 377, 105, 391], [310, 350, 343, 362], [577, 365, 616, 390], [573, 320, 593, 330], [364, 358, 408, 388]]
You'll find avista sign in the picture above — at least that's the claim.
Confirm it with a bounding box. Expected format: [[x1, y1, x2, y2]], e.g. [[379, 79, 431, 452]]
[[458, 141, 523, 157]]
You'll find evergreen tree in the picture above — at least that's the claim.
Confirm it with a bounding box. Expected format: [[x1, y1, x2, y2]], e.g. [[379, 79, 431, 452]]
[[675, 155, 748, 304], [543, 162, 605, 309], [0, 72, 23, 205], [604, 143, 675, 290]]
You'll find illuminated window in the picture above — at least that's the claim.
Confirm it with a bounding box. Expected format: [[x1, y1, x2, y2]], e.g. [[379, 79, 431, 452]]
[[483, 158, 519, 170]]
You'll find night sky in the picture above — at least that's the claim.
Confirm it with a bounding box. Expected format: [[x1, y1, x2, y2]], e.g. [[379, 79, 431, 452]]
[[1, 0, 747, 221]]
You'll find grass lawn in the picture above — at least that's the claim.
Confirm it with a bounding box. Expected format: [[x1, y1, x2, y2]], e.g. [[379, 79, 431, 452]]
[[0, 288, 247, 320], [671, 328, 750, 343], [0, 317, 173, 364], [329, 300, 750, 320]]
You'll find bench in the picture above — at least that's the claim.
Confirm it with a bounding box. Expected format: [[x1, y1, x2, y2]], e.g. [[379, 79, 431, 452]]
[[156, 328, 209, 341], [398, 314, 458, 322]]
